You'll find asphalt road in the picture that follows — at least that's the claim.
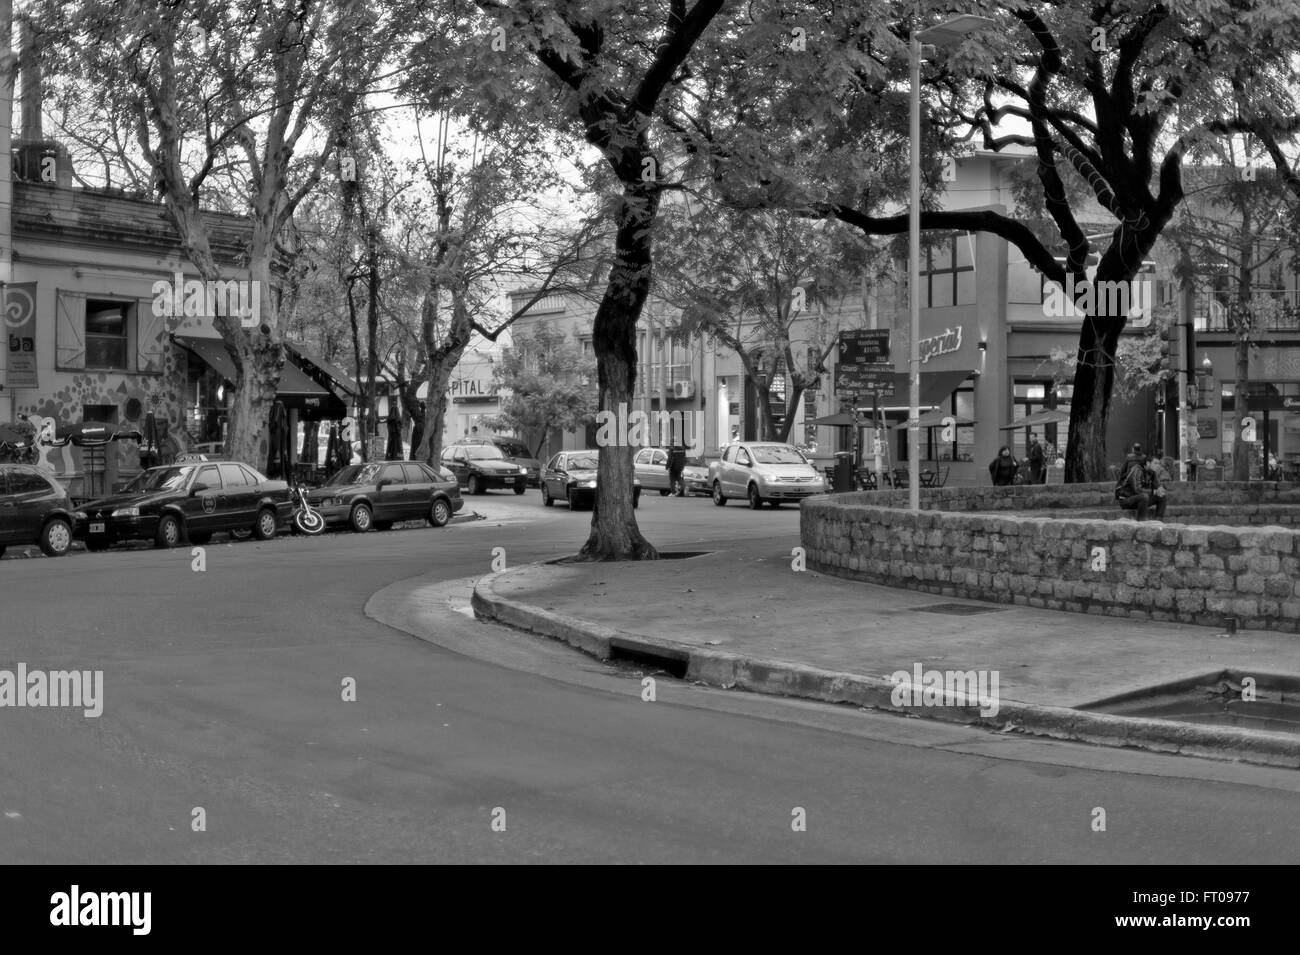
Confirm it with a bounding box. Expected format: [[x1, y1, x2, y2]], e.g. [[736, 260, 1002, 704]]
[[2, 489, 1298, 863]]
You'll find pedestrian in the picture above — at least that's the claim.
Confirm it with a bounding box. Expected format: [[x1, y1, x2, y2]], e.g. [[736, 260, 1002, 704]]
[[1115, 451, 1150, 520], [1026, 434, 1046, 484], [989, 445, 1019, 486]]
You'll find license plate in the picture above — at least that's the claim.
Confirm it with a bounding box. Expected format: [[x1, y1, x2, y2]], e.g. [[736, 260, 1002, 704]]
[[503, 477, 514, 484], [89, 522, 105, 534]]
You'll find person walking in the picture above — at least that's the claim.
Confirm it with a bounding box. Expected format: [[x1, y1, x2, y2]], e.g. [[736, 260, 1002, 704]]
[[989, 446, 1019, 486], [1026, 435, 1046, 484]]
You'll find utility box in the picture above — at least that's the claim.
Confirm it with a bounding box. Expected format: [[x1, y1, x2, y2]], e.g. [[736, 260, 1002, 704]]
[[832, 451, 855, 492]]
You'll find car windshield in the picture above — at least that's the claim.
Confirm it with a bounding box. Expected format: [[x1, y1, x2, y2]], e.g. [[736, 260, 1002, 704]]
[[685, 455, 719, 467], [751, 445, 807, 465], [496, 442, 530, 458], [323, 464, 382, 486], [567, 454, 598, 470], [126, 466, 196, 493], [466, 446, 504, 460]]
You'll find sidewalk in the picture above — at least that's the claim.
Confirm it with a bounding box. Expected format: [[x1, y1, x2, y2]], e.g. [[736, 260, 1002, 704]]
[[471, 534, 1300, 768]]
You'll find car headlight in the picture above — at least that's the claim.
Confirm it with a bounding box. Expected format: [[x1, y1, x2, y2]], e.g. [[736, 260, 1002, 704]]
[[583, 480, 597, 488], [74, 511, 87, 521], [518, 467, 527, 474], [111, 506, 139, 518]]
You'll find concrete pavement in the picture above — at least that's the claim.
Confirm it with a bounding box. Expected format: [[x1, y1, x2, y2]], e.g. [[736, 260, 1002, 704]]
[[472, 533, 1300, 768]]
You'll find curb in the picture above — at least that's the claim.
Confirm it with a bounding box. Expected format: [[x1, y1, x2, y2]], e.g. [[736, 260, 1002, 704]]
[[472, 565, 1300, 770]]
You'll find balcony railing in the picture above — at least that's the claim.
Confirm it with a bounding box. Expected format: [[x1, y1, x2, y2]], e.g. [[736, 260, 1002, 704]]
[[1194, 289, 1300, 332]]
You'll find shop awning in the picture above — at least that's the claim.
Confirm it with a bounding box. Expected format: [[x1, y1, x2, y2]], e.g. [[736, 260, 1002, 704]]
[[283, 340, 360, 397], [173, 334, 345, 419]]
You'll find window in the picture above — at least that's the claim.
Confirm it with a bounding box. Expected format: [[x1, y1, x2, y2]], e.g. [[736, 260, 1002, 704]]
[[921, 234, 976, 308], [239, 465, 263, 485], [930, 387, 976, 462], [195, 465, 222, 489], [737, 448, 752, 466], [635, 449, 651, 464], [1013, 379, 1071, 460], [218, 464, 248, 487], [9, 471, 52, 495], [403, 464, 428, 484], [85, 300, 131, 369], [380, 464, 406, 484]]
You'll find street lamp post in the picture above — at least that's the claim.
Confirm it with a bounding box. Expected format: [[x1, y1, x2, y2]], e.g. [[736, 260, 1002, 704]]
[[909, 14, 995, 511]]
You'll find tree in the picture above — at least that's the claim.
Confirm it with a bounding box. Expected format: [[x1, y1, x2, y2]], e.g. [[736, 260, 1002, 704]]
[[484, 322, 597, 458], [685, 1, 1300, 481], [38, 0, 389, 466], [405, 0, 732, 558], [656, 202, 880, 441], [1163, 163, 1298, 480]]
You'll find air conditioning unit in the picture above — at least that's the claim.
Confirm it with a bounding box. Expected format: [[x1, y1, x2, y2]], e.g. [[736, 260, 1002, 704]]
[[672, 380, 696, 399]]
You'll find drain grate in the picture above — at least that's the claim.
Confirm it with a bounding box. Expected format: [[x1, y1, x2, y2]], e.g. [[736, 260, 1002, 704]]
[[911, 602, 1008, 615]]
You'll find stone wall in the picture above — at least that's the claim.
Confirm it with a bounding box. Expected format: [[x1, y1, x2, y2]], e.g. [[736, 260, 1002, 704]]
[[845, 480, 1300, 512], [800, 496, 1300, 634]]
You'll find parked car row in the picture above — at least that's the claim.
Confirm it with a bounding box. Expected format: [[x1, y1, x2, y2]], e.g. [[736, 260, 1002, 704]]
[[0, 457, 465, 558]]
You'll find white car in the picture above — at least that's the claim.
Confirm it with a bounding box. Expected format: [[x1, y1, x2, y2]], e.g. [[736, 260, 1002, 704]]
[[708, 442, 827, 509]]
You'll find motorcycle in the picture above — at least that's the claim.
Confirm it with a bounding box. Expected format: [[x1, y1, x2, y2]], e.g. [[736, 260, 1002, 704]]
[[290, 486, 326, 536]]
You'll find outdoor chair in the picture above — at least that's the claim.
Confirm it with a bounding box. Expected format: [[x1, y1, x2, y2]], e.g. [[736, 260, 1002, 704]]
[[933, 466, 950, 487], [891, 468, 909, 489], [856, 469, 878, 491]]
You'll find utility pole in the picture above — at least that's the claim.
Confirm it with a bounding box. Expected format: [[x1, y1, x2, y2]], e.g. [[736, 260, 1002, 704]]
[[1, 0, 15, 422]]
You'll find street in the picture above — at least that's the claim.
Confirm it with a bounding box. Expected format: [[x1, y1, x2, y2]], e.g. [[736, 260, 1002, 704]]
[[2, 491, 1298, 864]]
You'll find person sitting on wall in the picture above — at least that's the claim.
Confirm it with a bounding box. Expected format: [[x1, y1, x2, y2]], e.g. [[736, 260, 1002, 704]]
[[1115, 452, 1151, 520], [989, 446, 1019, 486], [1141, 452, 1169, 520]]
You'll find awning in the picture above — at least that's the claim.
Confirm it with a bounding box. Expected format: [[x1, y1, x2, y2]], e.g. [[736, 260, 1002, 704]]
[[283, 340, 360, 397], [893, 411, 975, 430], [173, 334, 345, 419]]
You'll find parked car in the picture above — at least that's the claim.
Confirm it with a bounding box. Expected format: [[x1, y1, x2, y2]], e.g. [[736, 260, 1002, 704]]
[[633, 447, 685, 497], [681, 453, 720, 497], [447, 435, 542, 487], [306, 461, 463, 532], [708, 442, 827, 509], [74, 461, 292, 549], [0, 464, 77, 557], [439, 444, 528, 494], [541, 450, 640, 510]]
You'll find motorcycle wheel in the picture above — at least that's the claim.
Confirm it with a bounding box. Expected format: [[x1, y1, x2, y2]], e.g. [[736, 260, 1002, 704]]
[[293, 509, 326, 536]]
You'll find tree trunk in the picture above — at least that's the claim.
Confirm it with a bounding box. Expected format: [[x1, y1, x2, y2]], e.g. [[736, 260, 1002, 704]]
[[414, 349, 460, 465], [778, 386, 805, 443], [578, 184, 658, 561], [346, 278, 367, 461], [1063, 318, 1120, 483], [1231, 331, 1251, 481], [217, 260, 281, 468], [365, 227, 381, 451]]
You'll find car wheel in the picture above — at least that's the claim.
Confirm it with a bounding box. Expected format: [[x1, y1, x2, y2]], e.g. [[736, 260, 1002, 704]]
[[429, 498, 452, 527], [672, 478, 685, 497], [254, 507, 278, 540], [0, 544, 5, 558], [633, 490, 640, 510], [513, 484, 526, 495], [230, 528, 253, 541], [374, 520, 394, 531], [748, 484, 763, 510], [658, 488, 670, 497], [349, 502, 373, 532], [155, 513, 182, 548], [467, 475, 482, 495], [39, 518, 72, 557], [567, 488, 579, 509], [712, 481, 727, 506], [188, 531, 212, 546], [541, 484, 554, 507]]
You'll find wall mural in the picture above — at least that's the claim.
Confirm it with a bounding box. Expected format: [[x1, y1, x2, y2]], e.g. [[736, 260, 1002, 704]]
[[16, 344, 189, 477]]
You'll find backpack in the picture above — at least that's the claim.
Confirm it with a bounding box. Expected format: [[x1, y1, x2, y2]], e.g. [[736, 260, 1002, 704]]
[[1115, 460, 1140, 500]]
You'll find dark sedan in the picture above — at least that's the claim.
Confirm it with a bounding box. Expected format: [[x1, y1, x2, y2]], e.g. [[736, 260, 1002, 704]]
[[74, 461, 292, 549], [541, 451, 640, 510], [439, 444, 528, 494], [306, 461, 463, 532], [0, 464, 77, 557]]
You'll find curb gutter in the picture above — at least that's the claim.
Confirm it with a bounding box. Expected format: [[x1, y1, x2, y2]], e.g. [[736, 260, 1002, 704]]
[[471, 566, 1300, 770]]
